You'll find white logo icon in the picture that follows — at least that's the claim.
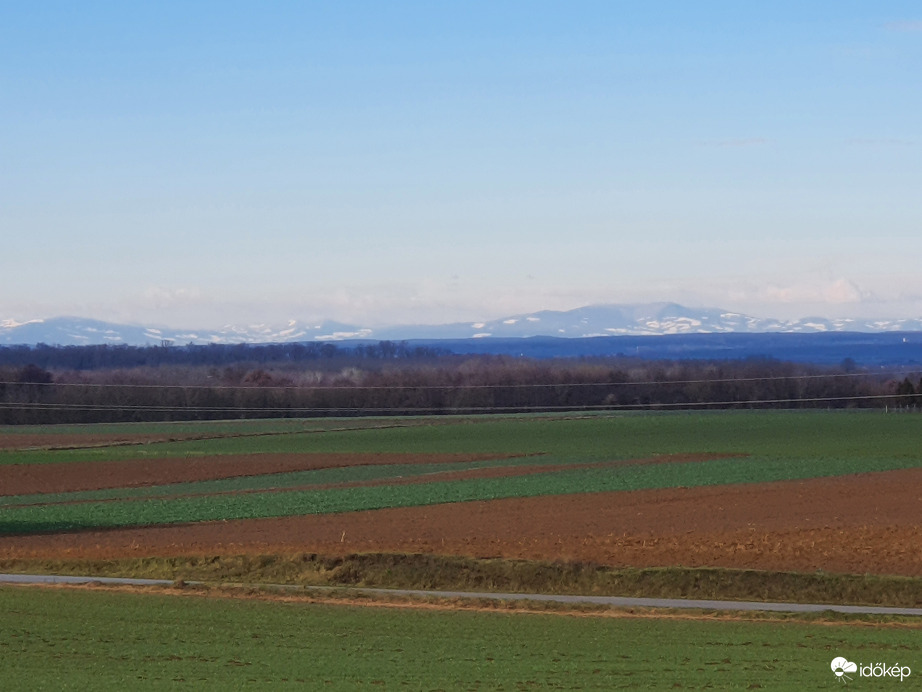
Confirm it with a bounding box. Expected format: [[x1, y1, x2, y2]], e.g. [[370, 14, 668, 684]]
[[832, 657, 858, 683]]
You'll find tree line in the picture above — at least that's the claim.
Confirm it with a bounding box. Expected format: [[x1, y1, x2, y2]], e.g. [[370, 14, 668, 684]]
[[0, 341, 449, 371], [1, 347, 919, 424]]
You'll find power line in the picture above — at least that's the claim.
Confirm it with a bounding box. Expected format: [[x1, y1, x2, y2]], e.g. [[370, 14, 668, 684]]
[[1, 369, 918, 392], [1, 391, 919, 414]]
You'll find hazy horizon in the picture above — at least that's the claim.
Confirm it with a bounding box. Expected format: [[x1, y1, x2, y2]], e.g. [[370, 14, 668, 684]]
[[3, 3, 920, 329]]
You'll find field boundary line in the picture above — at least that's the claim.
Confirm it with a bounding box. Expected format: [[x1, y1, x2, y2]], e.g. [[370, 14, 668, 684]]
[[3, 573, 922, 616], [0, 420, 437, 452]]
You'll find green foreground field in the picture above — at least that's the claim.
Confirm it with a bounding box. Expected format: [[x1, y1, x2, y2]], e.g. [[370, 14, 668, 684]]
[[2, 585, 918, 690]]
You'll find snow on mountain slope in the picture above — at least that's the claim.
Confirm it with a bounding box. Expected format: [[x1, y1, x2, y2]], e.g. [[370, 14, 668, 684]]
[[3, 305, 922, 346]]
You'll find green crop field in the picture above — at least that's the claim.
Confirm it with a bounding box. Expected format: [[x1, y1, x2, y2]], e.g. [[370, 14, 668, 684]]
[[1, 585, 918, 690], [0, 416, 432, 440], [5, 409, 922, 464]]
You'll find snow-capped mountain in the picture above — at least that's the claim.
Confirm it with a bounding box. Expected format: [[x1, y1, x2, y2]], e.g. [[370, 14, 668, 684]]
[[0, 317, 372, 347], [379, 303, 922, 339], [3, 303, 922, 346]]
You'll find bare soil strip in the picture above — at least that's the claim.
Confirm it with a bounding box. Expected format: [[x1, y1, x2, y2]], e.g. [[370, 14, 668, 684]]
[[12, 453, 743, 507], [1, 467, 919, 576], [0, 452, 527, 496]]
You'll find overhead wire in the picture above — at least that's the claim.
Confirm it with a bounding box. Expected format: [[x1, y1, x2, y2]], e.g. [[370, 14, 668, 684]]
[[0, 369, 918, 392], [1, 392, 920, 414]]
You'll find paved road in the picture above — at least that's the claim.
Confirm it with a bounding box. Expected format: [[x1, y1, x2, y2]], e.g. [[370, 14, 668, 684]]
[[0, 573, 176, 587], [3, 573, 921, 616]]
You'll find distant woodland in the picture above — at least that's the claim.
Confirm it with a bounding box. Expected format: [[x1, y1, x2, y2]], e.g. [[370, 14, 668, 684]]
[[0, 342, 919, 424]]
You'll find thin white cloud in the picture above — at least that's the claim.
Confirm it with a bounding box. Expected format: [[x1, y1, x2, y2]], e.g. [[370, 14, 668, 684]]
[[883, 20, 922, 32], [141, 286, 204, 309], [688, 274, 922, 321], [700, 138, 770, 148], [846, 137, 915, 147], [763, 278, 870, 305]]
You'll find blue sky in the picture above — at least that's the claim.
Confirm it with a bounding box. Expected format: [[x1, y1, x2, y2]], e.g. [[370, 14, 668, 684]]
[[2, 2, 920, 328]]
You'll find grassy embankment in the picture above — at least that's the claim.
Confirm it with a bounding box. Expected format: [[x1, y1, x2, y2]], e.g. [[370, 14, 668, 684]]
[[3, 553, 922, 610]]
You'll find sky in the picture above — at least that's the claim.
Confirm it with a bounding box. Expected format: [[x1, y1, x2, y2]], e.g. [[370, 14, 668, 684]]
[[2, 1, 921, 329]]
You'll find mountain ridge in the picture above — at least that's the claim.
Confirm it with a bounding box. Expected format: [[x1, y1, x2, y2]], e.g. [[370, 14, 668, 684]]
[[3, 303, 922, 346]]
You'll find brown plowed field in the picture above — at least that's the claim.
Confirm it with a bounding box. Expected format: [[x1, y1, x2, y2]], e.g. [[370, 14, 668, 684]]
[[2, 467, 920, 575], [0, 453, 525, 496]]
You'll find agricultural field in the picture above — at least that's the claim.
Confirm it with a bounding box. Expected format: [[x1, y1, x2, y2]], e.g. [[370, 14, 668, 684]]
[[2, 410, 921, 687], [3, 584, 920, 690], [1, 411, 921, 576]]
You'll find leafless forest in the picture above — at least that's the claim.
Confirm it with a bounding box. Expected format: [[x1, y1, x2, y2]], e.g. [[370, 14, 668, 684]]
[[1, 342, 919, 424]]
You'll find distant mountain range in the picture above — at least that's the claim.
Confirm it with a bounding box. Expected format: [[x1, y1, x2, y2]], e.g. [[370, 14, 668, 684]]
[[3, 302, 922, 347]]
